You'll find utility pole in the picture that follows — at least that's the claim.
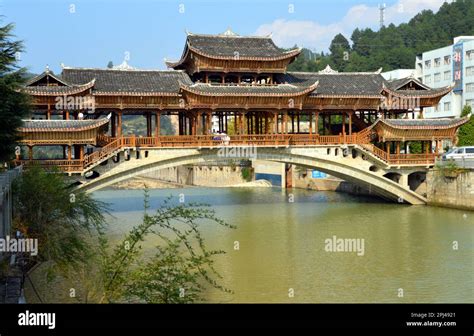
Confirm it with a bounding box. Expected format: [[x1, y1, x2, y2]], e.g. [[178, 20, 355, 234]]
[[379, 3, 386, 29]]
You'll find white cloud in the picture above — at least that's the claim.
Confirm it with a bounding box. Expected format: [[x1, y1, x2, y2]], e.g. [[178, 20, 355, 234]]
[[255, 0, 446, 51]]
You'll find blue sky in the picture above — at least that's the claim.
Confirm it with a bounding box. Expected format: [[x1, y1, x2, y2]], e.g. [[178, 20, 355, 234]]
[[0, 0, 445, 74]]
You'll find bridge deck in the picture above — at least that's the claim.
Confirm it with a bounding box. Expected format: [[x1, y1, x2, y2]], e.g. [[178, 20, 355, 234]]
[[15, 133, 437, 173]]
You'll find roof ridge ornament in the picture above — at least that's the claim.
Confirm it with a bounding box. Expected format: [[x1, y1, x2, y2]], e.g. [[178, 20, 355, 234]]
[[375, 67, 383, 74], [221, 27, 239, 37], [318, 64, 338, 74], [112, 60, 137, 71]]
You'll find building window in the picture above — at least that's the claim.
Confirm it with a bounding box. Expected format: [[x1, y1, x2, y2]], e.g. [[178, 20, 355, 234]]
[[444, 102, 451, 111], [425, 60, 431, 69], [444, 55, 451, 65], [466, 50, 474, 61], [434, 58, 441, 67], [444, 70, 451, 80], [466, 83, 474, 93], [466, 66, 474, 77], [424, 75, 431, 84], [434, 73, 441, 82]]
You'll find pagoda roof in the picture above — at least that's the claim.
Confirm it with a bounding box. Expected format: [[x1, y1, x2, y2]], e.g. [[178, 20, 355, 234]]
[[24, 68, 70, 87], [279, 70, 386, 97], [19, 118, 109, 132], [166, 30, 301, 68], [21, 79, 96, 96], [372, 118, 468, 130], [386, 77, 430, 91], [61, 67, 193, 96], [180, 81, 319, 97], [381, 83, 454, 98]]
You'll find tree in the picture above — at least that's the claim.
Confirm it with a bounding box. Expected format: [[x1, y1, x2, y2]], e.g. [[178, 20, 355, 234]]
[[329, 33, 350, 71], [12, 166, 108, 278], [94, 191, 234, 303], [107, 61, 113, 69], [457, 105, 474, 146], [38, 189, 236, 303], [0, 22, 30, 165]]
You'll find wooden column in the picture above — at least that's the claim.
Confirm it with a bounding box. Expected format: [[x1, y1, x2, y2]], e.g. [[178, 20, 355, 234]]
[[315, 112, 319, 135], [283, 111, 288, 134], [396, 142, 401, 154], [206, 111, 212, 135], [79, 145, 84, 161], [309, 111, 313, 135], [155, 111, 161, 137], [242, 111, 249, 134], [342, 112, 346, 136], [386, 142, 391, 154], [67, 145, 72, 160], [348, 111, 352, 135], [425, 141, 431, 153], [146, 113, 152, 137], [47, 104, 51, 120], [28, 146, 33, 161], [296, 112, 300, 133], [197, 112, 202, 135], [274, 111, 278, 134], [117, 110, 123, 137]]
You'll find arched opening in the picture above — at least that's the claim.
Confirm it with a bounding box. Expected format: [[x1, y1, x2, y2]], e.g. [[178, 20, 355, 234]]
[[369, 165, 379, 172], [383, 172, 401, 183], [408, 171, 427, 193], [352, 149, 358, 159]]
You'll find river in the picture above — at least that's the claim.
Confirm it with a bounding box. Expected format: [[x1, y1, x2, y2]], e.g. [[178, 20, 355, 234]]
[[91, 187, 474, 303]]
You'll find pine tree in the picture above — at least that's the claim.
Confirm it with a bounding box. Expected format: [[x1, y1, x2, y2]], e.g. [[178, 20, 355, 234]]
[[0, 22, 30, 164]]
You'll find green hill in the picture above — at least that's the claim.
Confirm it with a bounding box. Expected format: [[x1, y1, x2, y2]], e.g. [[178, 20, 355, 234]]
[[288, 0, 474, 72]]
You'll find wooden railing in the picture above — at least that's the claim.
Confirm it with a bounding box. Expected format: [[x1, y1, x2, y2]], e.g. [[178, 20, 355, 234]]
[[83, 138, 121, 168], [16, 130, 438, 173], [15, 159, 84, 172], [388, 154, 436, 165]]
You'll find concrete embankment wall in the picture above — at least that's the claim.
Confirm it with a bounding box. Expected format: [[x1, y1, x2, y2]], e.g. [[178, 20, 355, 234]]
[[141, 165, 249, 187], [291, 168, 378, 197], [427, 169, 474, 210]]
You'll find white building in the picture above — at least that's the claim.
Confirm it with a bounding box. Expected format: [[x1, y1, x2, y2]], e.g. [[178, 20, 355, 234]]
[[415, 36, 474, 118], [381, 69, 415, 81]]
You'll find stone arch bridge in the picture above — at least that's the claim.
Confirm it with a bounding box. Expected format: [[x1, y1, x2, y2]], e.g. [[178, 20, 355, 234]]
[[71, 138, 431, 205]]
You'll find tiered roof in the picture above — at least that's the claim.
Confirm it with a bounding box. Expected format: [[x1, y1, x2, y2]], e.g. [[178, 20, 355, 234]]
[[166, 29, 300, 70], [61, 68, 192, 96]]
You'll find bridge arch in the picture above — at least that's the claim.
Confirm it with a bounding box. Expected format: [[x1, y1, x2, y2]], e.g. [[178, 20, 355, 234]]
[[75, 147, 427, 205]]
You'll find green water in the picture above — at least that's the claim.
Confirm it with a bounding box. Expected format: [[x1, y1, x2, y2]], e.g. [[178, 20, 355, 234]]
[[91, 187, 474, 303]]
